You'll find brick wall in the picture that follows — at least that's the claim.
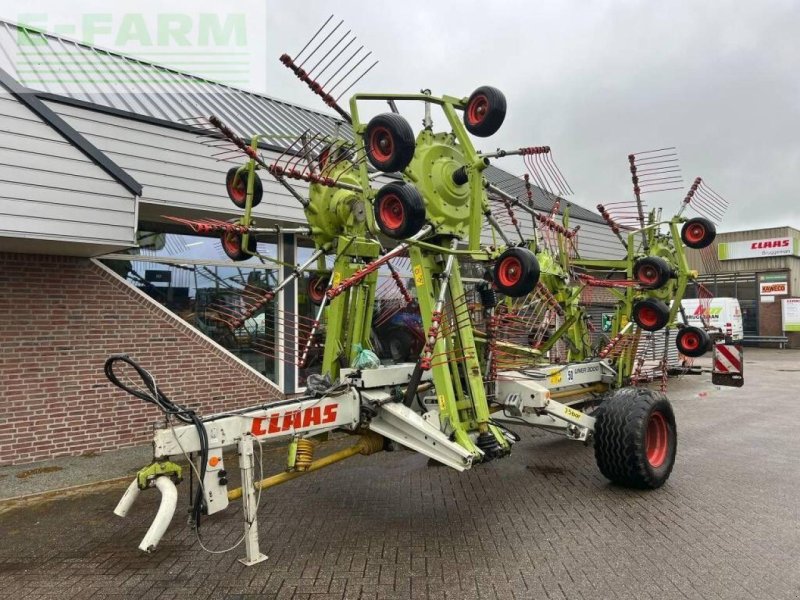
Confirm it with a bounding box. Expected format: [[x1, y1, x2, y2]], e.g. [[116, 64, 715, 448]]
[[0, 253, 283, 466]]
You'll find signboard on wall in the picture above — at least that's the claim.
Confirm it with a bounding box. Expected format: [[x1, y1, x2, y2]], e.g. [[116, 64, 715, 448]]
[[760, 281, 788, 296], [718, 237, 798, 260], [781, 298, 800, 332]]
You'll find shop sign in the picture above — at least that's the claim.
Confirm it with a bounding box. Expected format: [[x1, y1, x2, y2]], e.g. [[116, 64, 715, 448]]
[[760, 281, 788, 296], [781, 298, 800, 332], [718, 237, 797, 260]]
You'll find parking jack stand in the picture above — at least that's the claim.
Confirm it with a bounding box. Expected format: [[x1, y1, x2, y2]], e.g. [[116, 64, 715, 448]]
[[238, 436, 268, 566]]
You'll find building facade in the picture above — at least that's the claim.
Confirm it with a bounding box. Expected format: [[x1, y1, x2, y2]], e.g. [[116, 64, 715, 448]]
[[686, 226, 800, 347]]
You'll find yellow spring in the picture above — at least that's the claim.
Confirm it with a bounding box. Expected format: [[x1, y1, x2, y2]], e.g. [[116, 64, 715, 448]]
[[295, 438, 314, 472]]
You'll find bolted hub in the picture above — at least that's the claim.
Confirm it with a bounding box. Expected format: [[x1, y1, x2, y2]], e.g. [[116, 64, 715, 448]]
[[305, 161, 366, 246], [405, 130, 480, 237]]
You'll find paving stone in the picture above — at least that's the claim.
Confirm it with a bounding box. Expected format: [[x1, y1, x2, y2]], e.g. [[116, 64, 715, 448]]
[[0, 349, 799, 599]]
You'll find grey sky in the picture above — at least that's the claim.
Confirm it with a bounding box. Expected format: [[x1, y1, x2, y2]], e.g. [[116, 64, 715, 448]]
[[265, 0, 800, 232]]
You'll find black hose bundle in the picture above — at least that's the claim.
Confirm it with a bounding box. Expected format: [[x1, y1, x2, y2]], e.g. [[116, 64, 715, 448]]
[[104, 355, 208, 528]]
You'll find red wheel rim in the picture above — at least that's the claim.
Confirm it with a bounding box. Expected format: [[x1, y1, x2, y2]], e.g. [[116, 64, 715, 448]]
[[222, 231, 242, 255], [637, 305, 659, 328], [227, 173, 247, 203], [636, 264, 659, 285], [369, 127, 394, 162], [497, 256, 523, 288], [685, 223, 706, 244], [645, 411, 669, 468], [379, 195, 405, 230], [467, 94, 489, 125], [679, 331, 701, 352], [308, 277, 327, 303]]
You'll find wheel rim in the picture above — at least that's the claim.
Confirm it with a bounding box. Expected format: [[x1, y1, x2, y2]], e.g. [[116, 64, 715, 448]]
[[679, 331, 701, 352], [222, 231, 242, 255], [370, 127, 394, 162], [467, 94, 489, 125], [637, 305, 659, 328], [379, 195, 405, 230], [645, 411, 669, 468], [497, 256, 523, 288], [637, 264, 659, 285], [308, 277, 327, 303], [228, 173, 247, 203], [686, 223, 706, 244]]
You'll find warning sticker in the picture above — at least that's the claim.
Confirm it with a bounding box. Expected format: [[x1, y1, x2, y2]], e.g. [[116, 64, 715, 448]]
[[414, 265, 425, 287]]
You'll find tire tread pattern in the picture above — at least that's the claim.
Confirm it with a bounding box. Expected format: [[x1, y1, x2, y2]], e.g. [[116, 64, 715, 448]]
[[594, 387, 676, 489]]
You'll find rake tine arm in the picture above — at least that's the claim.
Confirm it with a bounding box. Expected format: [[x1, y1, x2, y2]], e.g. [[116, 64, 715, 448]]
[[293, 15, 334, 62]]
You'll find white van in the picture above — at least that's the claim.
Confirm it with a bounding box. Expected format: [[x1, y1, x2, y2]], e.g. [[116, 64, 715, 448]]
[[680, 297, 744, 341]]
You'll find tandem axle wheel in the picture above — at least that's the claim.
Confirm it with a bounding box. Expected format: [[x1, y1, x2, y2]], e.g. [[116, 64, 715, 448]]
[[594, 387, 677, 489]]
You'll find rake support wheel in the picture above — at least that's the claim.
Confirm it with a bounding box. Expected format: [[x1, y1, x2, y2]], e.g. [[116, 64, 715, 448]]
[[594, 387, 677, 489], [373, 182, 426, 239], [463, 86, 507, 137], [225, 167, 263, 209], [493, 247, 540, 298], [221, 227, 257, 262], [681, 217, 716, 249], [307, 275, 330, 306], [364, 113, 416, 172], [675, 326, 711, 358], [634, 256, 672, 289], [632, 298, 670, 331]]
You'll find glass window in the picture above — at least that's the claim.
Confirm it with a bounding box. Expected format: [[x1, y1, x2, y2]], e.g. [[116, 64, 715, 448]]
[[296, 244, 325, 388], [294, 244, 424, 387], [103, 232, 280, 385]]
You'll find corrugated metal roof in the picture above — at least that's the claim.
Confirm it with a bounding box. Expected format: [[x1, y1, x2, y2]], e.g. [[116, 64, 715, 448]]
[[483, 165, 602, 223], [0, 19, 603, 224], [0, 20, 346, 147]]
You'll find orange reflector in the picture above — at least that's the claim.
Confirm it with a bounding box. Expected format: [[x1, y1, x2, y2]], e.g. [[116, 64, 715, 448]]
[[209, 456, 220, 467]]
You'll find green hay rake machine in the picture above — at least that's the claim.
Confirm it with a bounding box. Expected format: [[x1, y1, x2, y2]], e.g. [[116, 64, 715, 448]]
[[109, 17, 737, 565]]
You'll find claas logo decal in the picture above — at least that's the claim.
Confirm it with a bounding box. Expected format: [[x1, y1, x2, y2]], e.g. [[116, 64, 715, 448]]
[[250, 404, 338, 435], [750, 239, 789, 249]]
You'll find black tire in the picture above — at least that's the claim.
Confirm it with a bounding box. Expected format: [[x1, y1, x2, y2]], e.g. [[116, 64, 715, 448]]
[[307, 275, 329, 306], [494, 247, 540, 297], [675, 326, 711, 357], [221, 226, 256, 262], [594, 387, 677, 489], [373, 182, 426, 239], [383, 328, 415, 362], [633, 256, 672, 289], [364, 113, 415, 172], [632, 298, 670, 331], [463, 86, 507, 137], [681, 217, 716, 249], [225, 167, 263, 209]]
